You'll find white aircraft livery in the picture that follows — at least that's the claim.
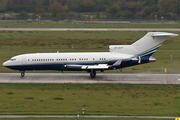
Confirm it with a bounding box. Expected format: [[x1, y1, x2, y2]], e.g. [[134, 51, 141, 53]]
[[3, 32, 178, 78]]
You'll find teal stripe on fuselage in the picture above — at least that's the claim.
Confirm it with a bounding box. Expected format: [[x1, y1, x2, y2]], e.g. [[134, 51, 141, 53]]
[[133, 46, 160, 58], [122, 46, 160, 62]]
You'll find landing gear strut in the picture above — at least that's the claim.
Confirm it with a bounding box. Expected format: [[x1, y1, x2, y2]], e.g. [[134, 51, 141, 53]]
[[20, 71, 25, 77], [90, 70, 96, 78]]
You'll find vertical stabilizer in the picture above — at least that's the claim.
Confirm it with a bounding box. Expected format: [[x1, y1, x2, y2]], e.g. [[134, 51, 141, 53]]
[[131, 32, 178, 57]]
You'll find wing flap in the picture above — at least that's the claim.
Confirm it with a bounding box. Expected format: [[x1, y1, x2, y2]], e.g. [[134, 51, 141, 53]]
[[85, 64, 109, 69], [66, 64, 109, 70], [112, 60, 122, 66]]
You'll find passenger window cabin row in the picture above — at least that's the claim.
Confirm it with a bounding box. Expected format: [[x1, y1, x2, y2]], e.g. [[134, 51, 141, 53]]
[[31, 58, 107, 62]]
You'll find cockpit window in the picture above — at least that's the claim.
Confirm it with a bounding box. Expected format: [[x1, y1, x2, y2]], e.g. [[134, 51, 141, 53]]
[[10, 58, 16, 61]]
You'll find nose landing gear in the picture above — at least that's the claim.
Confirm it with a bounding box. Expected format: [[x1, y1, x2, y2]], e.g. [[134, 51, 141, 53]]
[[20, 71, 25, 77]]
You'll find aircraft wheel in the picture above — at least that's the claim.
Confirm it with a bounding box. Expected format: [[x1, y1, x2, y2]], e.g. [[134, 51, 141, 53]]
[[21, 72, 25, 77], [90, 70, 96, 78]]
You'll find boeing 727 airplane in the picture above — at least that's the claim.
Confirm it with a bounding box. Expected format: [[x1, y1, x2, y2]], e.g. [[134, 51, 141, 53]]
[[3, 32, 178, 78]]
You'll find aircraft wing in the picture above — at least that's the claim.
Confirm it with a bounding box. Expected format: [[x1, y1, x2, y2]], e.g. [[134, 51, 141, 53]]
[[66, 64, 109, 70]]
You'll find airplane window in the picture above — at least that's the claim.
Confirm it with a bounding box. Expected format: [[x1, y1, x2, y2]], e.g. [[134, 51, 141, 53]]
[[10, 59, 16, 61]]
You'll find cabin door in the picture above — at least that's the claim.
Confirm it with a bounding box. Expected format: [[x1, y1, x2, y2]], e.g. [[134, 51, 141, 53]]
[[22, 56, 26, 65]]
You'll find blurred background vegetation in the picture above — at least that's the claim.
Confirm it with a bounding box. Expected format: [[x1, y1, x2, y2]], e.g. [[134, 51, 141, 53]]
[[0, 0, 180, 21]]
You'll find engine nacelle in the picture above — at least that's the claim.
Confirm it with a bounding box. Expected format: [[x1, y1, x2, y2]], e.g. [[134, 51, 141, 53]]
[[132, 56, 156, 63]]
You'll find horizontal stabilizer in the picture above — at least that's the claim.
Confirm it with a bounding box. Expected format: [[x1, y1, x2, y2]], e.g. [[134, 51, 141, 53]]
[[151, 33, 178, 37]]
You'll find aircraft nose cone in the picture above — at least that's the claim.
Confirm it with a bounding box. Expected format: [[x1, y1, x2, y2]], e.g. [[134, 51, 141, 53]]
[[3, 61, 8, 66]]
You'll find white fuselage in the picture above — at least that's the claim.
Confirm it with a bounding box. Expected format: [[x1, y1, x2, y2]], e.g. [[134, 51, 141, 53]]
[[3, 52, 133, 71]]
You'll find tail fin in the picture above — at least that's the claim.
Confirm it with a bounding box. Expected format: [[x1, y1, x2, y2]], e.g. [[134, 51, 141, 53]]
[[109, 32, 178, 57], [132, 32, 178, 57]]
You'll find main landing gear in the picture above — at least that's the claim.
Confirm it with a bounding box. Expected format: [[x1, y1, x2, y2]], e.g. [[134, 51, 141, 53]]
[[90, 70, 96, 78], [20, 71, 25, 77]]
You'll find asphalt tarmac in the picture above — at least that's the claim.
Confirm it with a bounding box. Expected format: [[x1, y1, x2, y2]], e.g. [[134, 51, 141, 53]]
[[0, 28, 180, 31], [0, 73, 180, 84]]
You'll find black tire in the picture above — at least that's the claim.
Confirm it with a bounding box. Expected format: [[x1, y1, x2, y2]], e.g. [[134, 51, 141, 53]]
[[90, 70, 96, 78], [21, 72, 25, 77]]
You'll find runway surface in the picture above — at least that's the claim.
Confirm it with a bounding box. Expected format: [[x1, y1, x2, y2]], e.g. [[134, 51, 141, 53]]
[[0, 28, 180, 31], [0, 73, 180, 84], [0, 115, 179, 119]]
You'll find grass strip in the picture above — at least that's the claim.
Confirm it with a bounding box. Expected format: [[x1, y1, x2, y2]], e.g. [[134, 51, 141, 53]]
[[0, 84, 180, 116], [0, 22, 180, 28], [0, 118, 175, 120]]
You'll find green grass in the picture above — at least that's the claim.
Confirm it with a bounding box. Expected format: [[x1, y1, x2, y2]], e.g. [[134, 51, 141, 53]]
[[0, 31, 180, 73], [0, 118, 175, 120], [0, 22, 180, 28], [0, 84, 180, 116]]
